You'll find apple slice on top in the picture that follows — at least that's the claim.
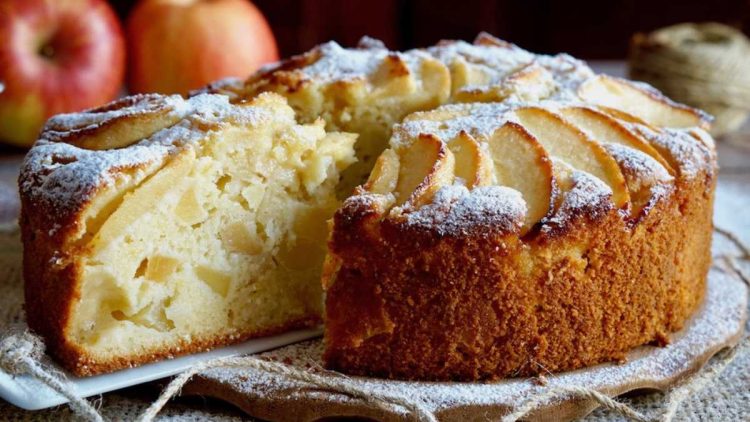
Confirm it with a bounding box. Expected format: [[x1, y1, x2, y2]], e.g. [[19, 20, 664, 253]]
[[487, 122, 555, 234], [395, 134, 455, 208], [452, 62, 555, 103], [447, 131, 494, 189], [43, 94, 184, 150], [502, 62, 553, 91], [515, 107, 630, 209], [549, 158, 575, 209], [578, 75, 711, 129], [369, 54, 418, 98], [559, 106, 674, 175], [364, 148, 400, 195], [594, 105, 654, 128], [402, 107, 472, 124], [473, 32, 518, 49]]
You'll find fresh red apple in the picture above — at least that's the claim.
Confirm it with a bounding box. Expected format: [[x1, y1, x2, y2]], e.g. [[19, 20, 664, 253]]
[[0, 0, 126, 148], [126, 0, 279, 95]]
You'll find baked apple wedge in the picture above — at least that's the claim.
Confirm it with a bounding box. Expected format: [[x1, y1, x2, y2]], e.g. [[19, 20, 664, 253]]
[[43, 94, 185, 150], [451, 62, 555, 103], [603, 143, 674, 218], [594, 105, 654, 127], [91, 149, 195, 254], [559, 106, 674, 174], [549, 158, 576, 211], [395, 134, 455, 207], [488, 122, 555, 234], [364, 148, 400, 195], [447, 131, 493, 189], [578, 75, 711, 129], [515, 107, 629, 209], [401, 106, 472, 125]]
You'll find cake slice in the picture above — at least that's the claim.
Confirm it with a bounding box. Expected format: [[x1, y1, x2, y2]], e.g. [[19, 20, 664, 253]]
[[20, 93, 356, 375]]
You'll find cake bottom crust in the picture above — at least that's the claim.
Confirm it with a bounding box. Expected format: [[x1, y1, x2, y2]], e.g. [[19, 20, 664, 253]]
[[55, 315, 321, 376]]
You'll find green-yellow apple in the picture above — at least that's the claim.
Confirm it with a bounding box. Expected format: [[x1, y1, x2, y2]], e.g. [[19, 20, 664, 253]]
[[126, 0, 279, 95], [0, 0, 126, 148]]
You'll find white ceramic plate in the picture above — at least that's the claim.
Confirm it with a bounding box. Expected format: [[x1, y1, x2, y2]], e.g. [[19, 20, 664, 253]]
[[0, 328, 322, 410]]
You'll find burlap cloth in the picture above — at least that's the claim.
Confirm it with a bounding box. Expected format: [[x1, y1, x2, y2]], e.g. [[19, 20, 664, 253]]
[[0, 176, 748, 420]]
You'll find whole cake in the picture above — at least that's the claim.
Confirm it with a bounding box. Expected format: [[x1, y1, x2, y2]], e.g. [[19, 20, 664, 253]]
[[19, 34, 716, 379]]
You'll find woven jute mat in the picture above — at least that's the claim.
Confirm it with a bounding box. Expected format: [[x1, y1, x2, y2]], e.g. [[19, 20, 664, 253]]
[[0, 181, 748, 421]]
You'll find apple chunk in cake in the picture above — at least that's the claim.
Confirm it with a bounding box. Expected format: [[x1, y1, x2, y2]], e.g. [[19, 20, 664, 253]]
[[20, 92, 355, 375]]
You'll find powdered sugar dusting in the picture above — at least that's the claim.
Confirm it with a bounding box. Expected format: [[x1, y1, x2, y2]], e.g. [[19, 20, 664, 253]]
[[20, 93, 273, 219], [294, 41, 430, 84], [626, 124, 714, 178], [42, 94, 188, 140], [428, 39, 535, 83], [603, 144, 676, 217], [391, 99, 588, 148], [427, 39, 595, 99], [303, 41, 385, 82], [398, 185, 526, 236], [604, 144, 674, 190], [542, 170, 613, 232], [392, 102, 518, 147], [539, 53, 597, 98], [191, 269, 746, 418], [21, 138, 169, 219]]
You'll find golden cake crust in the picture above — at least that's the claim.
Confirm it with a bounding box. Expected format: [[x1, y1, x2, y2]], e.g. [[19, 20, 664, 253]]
[[318, 35, 717, 381], [324, 159, 715, 380]]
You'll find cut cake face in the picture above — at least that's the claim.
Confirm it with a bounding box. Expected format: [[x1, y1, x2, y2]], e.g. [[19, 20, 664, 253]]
[[20, 93, 355, 374]]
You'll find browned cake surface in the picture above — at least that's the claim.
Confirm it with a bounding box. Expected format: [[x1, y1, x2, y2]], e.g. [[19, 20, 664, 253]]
[[321, 82, 717, 380], [324, 170, 714, 380]]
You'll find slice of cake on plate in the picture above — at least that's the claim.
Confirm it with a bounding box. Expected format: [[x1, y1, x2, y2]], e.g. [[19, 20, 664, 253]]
[[20, 93, 355, 375]]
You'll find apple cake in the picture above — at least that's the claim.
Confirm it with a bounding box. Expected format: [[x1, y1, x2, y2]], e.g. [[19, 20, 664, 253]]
[[20, 33, 716, 379], [19, 92, 355, 375], [200, 34, 715, 380]]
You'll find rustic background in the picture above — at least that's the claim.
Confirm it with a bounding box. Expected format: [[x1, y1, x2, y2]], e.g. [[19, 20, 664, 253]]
[[109, 0, 750, 58]]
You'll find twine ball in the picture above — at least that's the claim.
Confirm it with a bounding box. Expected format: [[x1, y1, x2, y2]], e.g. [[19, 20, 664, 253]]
[[629, 22, 750, 136]]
